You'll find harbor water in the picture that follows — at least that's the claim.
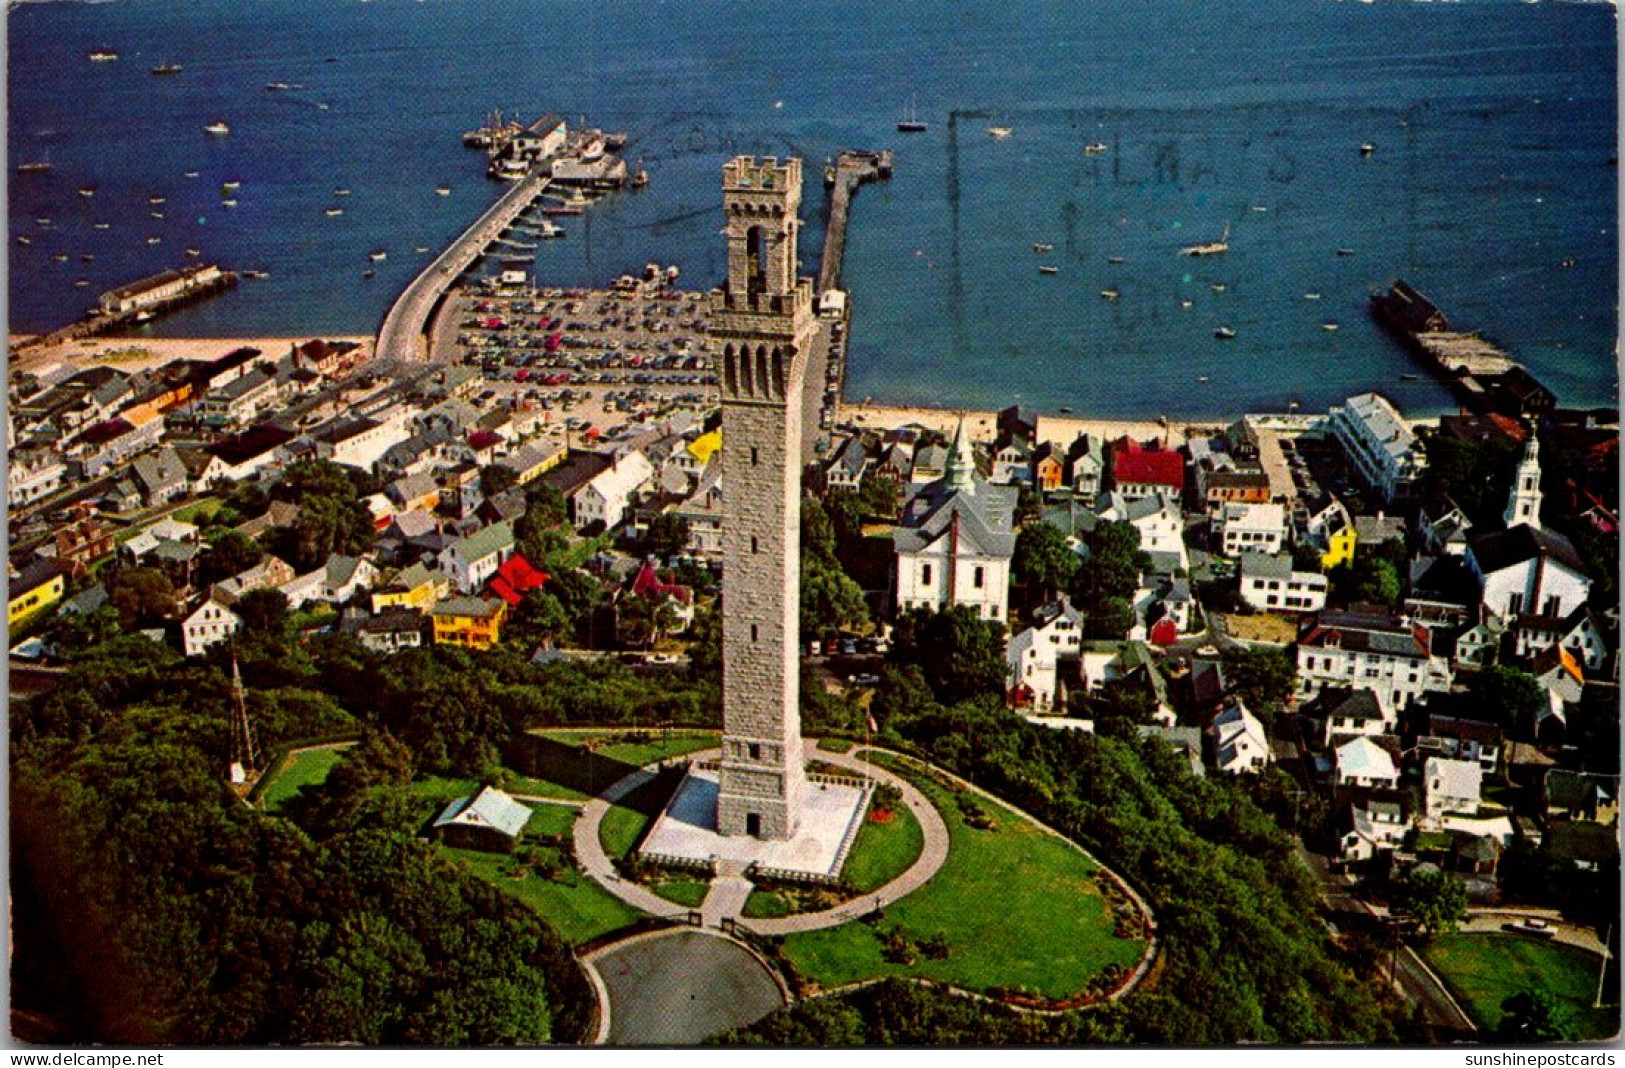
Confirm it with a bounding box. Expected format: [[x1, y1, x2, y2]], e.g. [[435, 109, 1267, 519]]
[[8, 0, 1617, 417]]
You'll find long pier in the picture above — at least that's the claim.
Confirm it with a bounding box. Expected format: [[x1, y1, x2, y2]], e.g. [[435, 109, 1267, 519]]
[[376, 169, 553, 362], [817, 150, 891, 296]]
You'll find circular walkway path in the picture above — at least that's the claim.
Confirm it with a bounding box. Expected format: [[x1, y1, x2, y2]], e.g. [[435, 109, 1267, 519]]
[[571, 740, 950, 934]]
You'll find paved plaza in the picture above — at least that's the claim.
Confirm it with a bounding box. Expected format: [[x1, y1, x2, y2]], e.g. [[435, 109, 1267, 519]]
[[587, 929, 786, 1045], [639, 765, 870, 879]]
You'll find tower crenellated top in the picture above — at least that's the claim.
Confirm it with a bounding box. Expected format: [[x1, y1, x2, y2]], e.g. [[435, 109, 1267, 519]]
[[723, 156, 803, 197]]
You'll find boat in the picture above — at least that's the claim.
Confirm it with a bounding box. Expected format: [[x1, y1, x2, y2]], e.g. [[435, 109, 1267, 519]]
[[1210, 283, 1227, 293], [542, 205, 583, 216], [1084, 142, 1108, 154], [1181, 222, 1230, 256], [1399, 373, 1420, 381], [242, 270, 269, 280], [78, 186, 96, 198], [988, 126, 1013, 139], [133, 311, 154, 323], [146, 236, 162, 245], [149, 211, 165, 220], [35, 217, 51, 226], [15, 161, 52, 174], [88, 50, 118, 62], [222, 180, 241, 192], [538, 220, 565, 239], [1322, 322, 1340, 331], [369, 249, 387, 261], [221, 198, 238, 207], [1214, 327, 1236, 340], [325, 207, 344, 216], [204, 121, 230, 135], [605, 132, 628, 150], [185, 247, 201, 257], [75, 279, 90, 287], [1100, 288, 1120, 300], [334, 188, 351, 196], [415, 247, 430, 254], [80, 253, 94, 262], [1038, 265, 1060, 275], [151, 63, 182, 76], [93, 222, 111, 230], [1059, 406, 1074, 414], [1033, 243, 1054, 253], [1179, 299, 1193, 309], [265, 82, 292, 91], [1107, 255, 1127, 264], [630, 163, 649, 189], [1197, 375, 1210, 383], [1303, 292, 1322, 300], [184, 170, 200, 179], [362, 269, 376, 279], [1336, 247, 1355, 256], [897, 96, 928, 133], [435, 186, 452, 196], [14, 235, 29, 246], [1360, 142, 1376, 156], [149, 195, 166, 205]]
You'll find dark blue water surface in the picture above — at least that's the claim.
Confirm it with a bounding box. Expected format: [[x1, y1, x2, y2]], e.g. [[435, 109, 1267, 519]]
[[8, 0, 1617, 416]]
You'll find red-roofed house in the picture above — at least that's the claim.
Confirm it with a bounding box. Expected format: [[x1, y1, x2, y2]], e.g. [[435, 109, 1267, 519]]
[[629, 559, 693, 606], [488, 553, 549, 607], [1110, 437, 1185, 502]]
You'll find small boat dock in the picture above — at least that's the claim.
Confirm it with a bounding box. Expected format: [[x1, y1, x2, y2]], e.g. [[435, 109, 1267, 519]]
[[817, 149, 893, 295]]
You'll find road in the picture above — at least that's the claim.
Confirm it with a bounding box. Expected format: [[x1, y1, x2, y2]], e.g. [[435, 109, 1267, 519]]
[[375, 169, 552, 363]]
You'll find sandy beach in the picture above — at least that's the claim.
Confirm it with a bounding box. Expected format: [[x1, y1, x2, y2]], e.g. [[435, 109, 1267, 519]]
[[8, 335, 375, 380], [836, 402, 1234, 448]]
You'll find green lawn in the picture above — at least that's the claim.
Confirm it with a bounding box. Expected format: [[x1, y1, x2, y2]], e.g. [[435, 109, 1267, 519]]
[[260, 744, 353, 812], [1422, 933, 1618, 1041], [170, 496, 224, 524], [598, 769, 684, 860], [412, 772, 587, 805], [779, 754, 1144, 1001], [842, 796, 924, 894], [441, 844, 642, 945], [650, 877, 711, 908], [817, 738, 856, 754], [524, 802, 581, 838]]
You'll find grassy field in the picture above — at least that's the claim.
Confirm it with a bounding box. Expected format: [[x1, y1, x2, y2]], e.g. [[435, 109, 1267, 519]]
[[778, 755, 1144, 1000], [816, 738, 856, 754], [597, 769, 685, 860], [441, 844, 642, 945], [1422, 933, 1618, 1040], [523, 802, 582, 838], [650, 877, 711, 908], [745, 793, 924, 919], [260, 744, 352, 812]]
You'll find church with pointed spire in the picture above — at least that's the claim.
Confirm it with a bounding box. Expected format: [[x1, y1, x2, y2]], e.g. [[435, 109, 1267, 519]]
[[893, 417, 1018, 622], [1503, 430, 1543, 530]]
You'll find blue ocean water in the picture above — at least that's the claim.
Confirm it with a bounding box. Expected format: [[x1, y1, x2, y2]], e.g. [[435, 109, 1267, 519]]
[[8, 0, 1617, 417]]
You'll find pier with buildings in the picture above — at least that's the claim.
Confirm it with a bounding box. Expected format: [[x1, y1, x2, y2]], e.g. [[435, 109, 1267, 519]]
[[11, 264, 236, 357]]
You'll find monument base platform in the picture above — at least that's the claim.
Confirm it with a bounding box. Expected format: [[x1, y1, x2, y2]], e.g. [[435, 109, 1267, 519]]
[[638, 765, 871, 882]]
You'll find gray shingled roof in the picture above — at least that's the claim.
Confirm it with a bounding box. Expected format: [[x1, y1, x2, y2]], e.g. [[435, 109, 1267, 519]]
[[894, 477, 1018, 558]]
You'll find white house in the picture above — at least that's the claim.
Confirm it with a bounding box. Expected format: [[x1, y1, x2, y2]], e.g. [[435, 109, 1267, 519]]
[[894, 420, 1017, 623], [1239, 552, 1328, 613], [1467, 524, 1591, 623], [1006, 598, 1086, 711], [1219, 501, 1286, 558], [440, 520, 515, 595], [1210, 700, 1270, 775], [1424, 757, 1483, 820], [1097, 491, 1188, 570], [183, 595, 241, 657], [1327, 392, 1427, 503], [280, 555, 379, 610], [1307, 687, 1393, 747], [573, 451, 653, 530], [1338, 799, 1408, 863], [1511, 606, 1608, 669], [8, 448, 66, 507], [1296, 611, 1453, 710], [1333, 736, 1399, 789]]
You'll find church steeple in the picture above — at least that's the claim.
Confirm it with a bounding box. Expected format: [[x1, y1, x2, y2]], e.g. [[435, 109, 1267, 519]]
[[945, 416, 977, 496], [1503, 428, 1543, 531]]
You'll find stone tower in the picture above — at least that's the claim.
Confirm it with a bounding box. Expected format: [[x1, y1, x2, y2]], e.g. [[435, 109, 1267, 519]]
[[1504, 429, 1543, 531], [711, 156, 817, 840]]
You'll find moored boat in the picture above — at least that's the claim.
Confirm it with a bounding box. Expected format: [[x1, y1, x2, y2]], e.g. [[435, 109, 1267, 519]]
[[152, 63, 182, 76], [1214, 326, 1236, 340], [204, 120, 230, 135]]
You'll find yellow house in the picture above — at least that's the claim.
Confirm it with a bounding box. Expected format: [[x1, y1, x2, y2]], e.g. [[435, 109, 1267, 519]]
[[9, 560, 66, 629], [686, 429, 722, 468], [430, 595, 507, 650], [371, 562, 445, 614], [1321, 522, 1357, 571]]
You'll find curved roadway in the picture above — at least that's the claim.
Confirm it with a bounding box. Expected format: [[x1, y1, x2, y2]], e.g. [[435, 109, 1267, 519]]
[[375, 169, 552, 362]]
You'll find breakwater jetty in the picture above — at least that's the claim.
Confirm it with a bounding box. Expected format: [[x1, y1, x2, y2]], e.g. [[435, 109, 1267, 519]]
[[377, 169, 553, 362], [817, 150, 892, 296]]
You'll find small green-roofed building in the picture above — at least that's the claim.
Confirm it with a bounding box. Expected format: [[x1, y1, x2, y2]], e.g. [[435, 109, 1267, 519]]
[[432, 785, 533, 853]]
